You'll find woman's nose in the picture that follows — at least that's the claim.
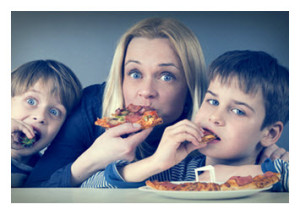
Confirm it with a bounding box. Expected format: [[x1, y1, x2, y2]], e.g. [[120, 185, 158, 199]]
[[138, 79, 158, 99]]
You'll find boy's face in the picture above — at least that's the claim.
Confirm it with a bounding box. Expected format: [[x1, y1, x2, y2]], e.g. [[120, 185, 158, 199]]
[[11, 80, 67, 156], [194, 76, 266, 164]]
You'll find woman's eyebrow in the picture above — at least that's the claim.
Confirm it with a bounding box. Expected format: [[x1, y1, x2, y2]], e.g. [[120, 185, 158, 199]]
[[158, 63, 180, 70], [125, 60, 140, 66]]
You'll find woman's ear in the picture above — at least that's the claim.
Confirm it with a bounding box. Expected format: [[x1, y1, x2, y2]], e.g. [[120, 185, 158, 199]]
[[260, 121, 284, 147]]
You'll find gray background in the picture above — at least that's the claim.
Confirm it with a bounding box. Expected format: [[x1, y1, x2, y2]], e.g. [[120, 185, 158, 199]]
[[11, 11, 289, 150]]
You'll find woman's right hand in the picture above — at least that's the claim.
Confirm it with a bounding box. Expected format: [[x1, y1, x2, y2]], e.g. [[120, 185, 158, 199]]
[[70, 123, 152, 186], [91, 123, 153, 163]]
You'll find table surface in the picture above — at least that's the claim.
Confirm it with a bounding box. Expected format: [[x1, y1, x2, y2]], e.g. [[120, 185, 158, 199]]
[[11, 188, 289, 203]]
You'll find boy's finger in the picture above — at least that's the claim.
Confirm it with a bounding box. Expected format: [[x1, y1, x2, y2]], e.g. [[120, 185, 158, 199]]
[[12, 120, 35, 139]]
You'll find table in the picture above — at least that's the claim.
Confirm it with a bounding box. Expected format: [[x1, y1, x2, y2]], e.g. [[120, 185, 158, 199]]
[[11, 188, 289, 203]]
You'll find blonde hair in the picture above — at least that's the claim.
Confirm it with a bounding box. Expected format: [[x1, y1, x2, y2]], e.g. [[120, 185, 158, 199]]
[[11, 60, 82, 114], [102, 17, 207, 120]]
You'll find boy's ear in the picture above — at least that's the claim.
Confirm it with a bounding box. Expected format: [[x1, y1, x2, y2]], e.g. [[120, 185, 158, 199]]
[[260, 121, 284, 147]]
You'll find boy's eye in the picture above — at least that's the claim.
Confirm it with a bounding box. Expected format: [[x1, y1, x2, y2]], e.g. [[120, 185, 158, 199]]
[[232, 108, 246, 116], [49, 108, 60, 117], [207, 99, 219, 106], [27, 98, 37, 106], [128, 70, 142, 79], [160, 72, 176, 82]]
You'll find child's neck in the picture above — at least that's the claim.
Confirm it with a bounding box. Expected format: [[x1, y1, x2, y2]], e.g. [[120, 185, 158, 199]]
[[205, 155, 258, 166]]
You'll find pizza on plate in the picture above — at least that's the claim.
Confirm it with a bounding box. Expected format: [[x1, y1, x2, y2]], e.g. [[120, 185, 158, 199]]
[[145, 171, 281, 191], [95, 104, 163, 129]]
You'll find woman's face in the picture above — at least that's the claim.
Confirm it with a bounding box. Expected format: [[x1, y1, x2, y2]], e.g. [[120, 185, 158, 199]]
[[122, 37, 188, 124]]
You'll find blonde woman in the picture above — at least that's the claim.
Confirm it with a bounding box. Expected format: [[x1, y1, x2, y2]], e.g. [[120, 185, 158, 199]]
[[25, 17, 287, 187]]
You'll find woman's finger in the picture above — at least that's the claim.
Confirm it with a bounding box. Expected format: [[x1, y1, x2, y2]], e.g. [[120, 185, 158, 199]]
[[106, 123, 142, 137]]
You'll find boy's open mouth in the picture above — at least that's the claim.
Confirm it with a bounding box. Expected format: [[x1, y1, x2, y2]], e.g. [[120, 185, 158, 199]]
[[203, 128, 221, 142], [19, 130, 41, 147]]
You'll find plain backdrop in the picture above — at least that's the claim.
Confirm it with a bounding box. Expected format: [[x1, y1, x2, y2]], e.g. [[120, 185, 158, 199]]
[[11, 11, 289, 150]]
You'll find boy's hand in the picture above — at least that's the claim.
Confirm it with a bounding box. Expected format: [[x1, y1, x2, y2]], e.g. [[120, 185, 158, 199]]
[[151, 120, 207, 171], [11, 119, 35, 150]]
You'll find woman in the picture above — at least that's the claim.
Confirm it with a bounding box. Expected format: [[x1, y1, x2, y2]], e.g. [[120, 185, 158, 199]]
[[25, 17, 287, 187], [25, 17, 207, 187]]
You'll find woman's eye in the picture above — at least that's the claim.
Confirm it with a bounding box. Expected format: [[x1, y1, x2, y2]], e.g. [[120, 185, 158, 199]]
[[128, 70, 142, 79], [160, 72, 175, 82], [49, 108, 60, 117], [208, 99, 219, 106], [232, 108, 246, 116], [26, 98, 37, 106]]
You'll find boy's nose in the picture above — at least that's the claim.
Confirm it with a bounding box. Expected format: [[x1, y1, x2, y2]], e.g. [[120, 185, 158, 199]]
[[33, 109, 47, 124], [209, 112, 225, 126], [33, 117, 45, 124]]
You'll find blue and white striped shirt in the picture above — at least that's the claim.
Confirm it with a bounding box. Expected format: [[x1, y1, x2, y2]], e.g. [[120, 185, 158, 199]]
[[81, 155, 288, 192]]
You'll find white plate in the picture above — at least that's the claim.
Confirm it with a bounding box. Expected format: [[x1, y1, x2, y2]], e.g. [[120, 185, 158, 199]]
[[138, 181, 272, 200]]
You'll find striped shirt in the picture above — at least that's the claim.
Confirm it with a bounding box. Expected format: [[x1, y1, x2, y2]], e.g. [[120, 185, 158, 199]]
[[81, 155, 289, 192]]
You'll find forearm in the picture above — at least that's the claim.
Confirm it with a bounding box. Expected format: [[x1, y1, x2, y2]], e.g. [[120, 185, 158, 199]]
[[70, 147, 117, 186], [119, 156, 164, 183]]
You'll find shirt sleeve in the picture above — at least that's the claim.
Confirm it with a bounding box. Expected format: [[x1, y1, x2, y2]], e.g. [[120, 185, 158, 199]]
[[81, 160, 146, 188], [261, 158, 289, 192]]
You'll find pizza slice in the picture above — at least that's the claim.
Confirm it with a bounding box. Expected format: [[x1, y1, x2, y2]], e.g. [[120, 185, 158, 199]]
[[12, 130, 41, 148], [200, 129, 218, 144], [220, 171, 281, 191], [145, 171, 281, 191], [95, 104, 163, 129]]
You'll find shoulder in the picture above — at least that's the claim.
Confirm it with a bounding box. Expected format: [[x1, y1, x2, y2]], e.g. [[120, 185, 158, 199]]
[[81, 83, 106, 105], [82, 83, 106, 97], [71, 82, 106, 119]]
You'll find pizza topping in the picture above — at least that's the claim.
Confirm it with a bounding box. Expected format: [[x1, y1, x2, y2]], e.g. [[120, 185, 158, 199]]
[[18, 130, 41, 147], [146, 171, 281, 192], [200, 129, 219, 143], [228, 175, 253, 186], [125, 113, 143, 123], [95, 104, 163, 129]]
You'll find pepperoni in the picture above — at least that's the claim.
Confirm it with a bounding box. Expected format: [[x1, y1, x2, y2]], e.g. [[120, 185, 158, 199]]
[[125, 113, 142, 123], [229, 176, 253, 186], [127, 104, 143, 113], [264, 171, 276, 177], [161, 182, 177, 189]]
